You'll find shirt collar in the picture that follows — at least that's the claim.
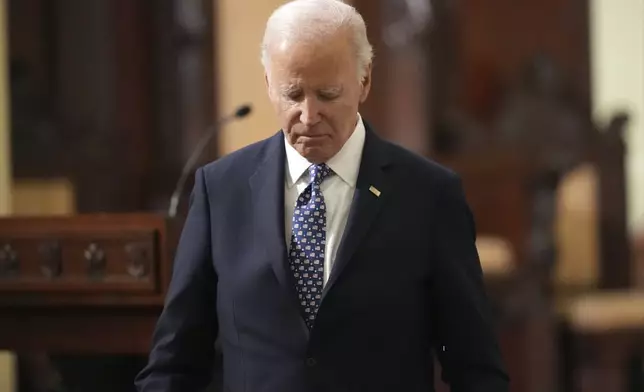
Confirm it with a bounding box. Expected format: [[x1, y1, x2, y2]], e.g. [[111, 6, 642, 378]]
[[284, 113, 366, 188]]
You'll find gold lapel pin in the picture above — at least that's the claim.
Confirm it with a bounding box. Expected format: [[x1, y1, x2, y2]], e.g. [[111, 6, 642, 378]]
[[369, 186, 381, 197]]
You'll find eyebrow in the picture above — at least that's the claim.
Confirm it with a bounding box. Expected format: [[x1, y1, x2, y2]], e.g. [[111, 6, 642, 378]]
[[280, 85, 300, 94], [279, 85, 343, 94]]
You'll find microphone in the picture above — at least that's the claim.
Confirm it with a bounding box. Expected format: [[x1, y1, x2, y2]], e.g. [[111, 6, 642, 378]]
[[167, 104, 252, 217]]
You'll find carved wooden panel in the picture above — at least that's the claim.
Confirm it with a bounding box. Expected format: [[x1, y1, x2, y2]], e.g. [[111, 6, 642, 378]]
[[0, 234, 157, 292], [0, 214, 172, 303]]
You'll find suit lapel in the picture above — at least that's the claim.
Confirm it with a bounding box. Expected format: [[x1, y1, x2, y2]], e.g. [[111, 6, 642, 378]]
[[323, 129, 392, 298], [248, 135, 292, 296], [248, 133, 309, 335]]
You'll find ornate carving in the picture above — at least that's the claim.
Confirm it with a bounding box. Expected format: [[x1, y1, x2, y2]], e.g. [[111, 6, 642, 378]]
[[39, 241, 63, 278], [84, 243, 106, 278], [0, 243, 19, 278], [496, 56, 590, 173], [125, 243, 150, 279]]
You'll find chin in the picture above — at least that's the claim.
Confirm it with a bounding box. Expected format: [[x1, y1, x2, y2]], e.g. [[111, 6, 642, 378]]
[[298, 146, 330, 164]]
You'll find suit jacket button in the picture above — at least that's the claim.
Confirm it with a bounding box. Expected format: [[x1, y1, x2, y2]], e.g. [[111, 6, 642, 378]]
[[306, 358, 317, 367]]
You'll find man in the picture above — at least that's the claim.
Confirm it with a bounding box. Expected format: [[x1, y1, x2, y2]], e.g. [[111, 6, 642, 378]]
[[135, 0, 509, 391]]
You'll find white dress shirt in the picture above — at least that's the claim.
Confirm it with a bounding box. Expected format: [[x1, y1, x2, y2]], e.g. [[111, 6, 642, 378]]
[[284, 114, 366, 285]]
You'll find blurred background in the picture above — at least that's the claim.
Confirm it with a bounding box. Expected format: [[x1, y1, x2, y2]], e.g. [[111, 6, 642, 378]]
[[0, 0, 643, 391]]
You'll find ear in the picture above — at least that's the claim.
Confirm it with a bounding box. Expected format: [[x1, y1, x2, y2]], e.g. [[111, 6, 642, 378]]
[[359, 63, 373, 103]]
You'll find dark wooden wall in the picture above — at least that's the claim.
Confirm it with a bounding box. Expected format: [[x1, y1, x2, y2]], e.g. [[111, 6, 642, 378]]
[[9, 0, 216, 213], [353, 0, 590, 154], [453, 0, 590, 123]]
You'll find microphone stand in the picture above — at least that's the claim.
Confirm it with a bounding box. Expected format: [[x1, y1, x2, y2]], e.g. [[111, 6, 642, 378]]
[[167, 105, 252, 217]]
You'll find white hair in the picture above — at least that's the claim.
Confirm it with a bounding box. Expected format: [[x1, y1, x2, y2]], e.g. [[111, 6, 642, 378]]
[[261, 0, 374, 82]]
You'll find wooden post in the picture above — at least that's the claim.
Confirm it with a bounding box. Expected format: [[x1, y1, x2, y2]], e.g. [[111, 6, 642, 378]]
[[0, 0, 16, 388], [0, 0, 11, 216]]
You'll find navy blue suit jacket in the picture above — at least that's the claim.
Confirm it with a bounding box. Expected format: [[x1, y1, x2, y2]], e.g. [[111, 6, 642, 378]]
[[135, 127, 509, 392]]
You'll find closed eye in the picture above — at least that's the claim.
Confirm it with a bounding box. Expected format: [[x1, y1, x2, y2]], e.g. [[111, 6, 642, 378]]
[[318, 94, 338, 101], [318, 89, 341, 101], [285, 90, 304, 101]]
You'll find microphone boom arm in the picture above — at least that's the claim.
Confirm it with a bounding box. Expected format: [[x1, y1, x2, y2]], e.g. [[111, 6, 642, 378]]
[[167, 105, 251, 217]]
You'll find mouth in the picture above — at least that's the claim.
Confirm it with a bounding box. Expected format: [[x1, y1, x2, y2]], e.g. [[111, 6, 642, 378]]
[[297, 135, 330, 147], [296, 133, 329, 141]]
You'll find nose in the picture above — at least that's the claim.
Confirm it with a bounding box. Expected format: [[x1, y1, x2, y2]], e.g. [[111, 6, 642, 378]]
[[299, 97, 322, 126]]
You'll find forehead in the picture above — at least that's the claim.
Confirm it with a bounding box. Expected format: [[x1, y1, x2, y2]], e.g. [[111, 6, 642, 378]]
[[267, 33, 357, 85]]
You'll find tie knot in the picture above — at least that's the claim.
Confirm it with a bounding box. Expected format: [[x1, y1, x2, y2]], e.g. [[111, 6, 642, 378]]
[[308, 163, 332, 185]]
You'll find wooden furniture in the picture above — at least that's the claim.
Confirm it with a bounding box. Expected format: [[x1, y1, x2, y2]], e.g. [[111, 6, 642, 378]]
[[0, 213, 177, 355], [561, 292, 644, 392], [557, 113, 644, 392], [635, 228, 644, 288], [432, 151, 560, 392]]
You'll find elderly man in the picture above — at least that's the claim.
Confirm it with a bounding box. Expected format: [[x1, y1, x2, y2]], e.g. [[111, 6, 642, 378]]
[[135, 0, 508, 391]]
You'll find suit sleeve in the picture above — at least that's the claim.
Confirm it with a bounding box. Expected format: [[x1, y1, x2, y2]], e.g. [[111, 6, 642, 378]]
[[429, 174, 509, 392], [135, 167, 218, 391]]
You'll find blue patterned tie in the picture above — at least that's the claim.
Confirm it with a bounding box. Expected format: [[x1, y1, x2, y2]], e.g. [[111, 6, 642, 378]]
[[289, 163, 333, 329]]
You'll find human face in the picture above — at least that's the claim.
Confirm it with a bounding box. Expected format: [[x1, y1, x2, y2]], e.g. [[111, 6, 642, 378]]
[[265, 30, 372, 163]]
